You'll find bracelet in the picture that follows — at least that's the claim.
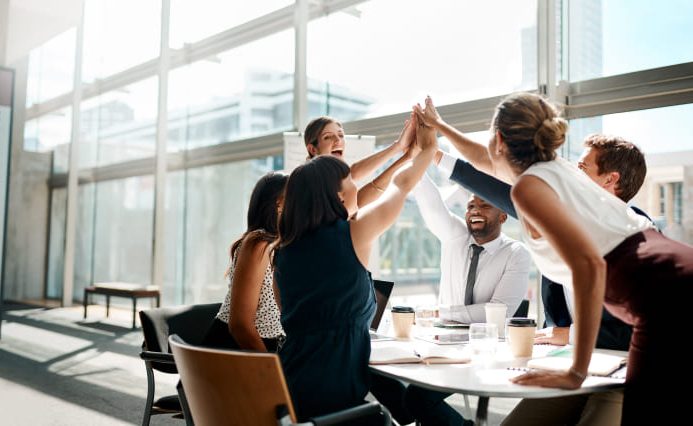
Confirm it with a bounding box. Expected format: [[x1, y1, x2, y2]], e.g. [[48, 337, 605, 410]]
[[568, 367, 587, 381], [370, 181, 385, 193]]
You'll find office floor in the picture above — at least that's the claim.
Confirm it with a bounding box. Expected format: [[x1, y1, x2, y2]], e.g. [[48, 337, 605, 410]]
[[0, 303, 517, 425]]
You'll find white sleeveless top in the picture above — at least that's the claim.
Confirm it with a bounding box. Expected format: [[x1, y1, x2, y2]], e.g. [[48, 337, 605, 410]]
[[216, 244, 284, 339], [520, 157, 653, 288]]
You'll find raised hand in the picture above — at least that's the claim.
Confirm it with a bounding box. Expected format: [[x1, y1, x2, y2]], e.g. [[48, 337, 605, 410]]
[[394, 116, 415, 153], [413, 96, 443, 129], [413, 109, 437, 152]]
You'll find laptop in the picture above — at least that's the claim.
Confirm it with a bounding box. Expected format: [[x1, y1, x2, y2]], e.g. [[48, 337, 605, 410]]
[[369, 279, 395, 341]]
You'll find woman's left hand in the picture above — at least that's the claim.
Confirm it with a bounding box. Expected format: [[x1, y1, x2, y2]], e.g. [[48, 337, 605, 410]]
[[510, 370, 584, 390]]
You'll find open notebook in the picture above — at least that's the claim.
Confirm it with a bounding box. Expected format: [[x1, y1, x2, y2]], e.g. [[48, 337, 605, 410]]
[[370, 344, 470, 365], [523, 347, 627, 377]]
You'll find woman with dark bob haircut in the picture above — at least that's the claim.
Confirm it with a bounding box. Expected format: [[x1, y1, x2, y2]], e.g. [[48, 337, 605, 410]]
[[273, 112, 437, 421], [416, 93, 693, 425], [202, 171, 287, 352]]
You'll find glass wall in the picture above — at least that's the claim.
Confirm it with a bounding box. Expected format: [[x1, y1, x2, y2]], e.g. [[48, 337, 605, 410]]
[[82, 0, 161, 83], [308, 0, 537, 118], [568, 0, 693, 81], [17, 0, 693, 308], [167, 30, 295, 151], [92, 176, 155, 285], [25, 29, 76, 108], [169, 0, 293, 48], [78, 77, 158, 168]]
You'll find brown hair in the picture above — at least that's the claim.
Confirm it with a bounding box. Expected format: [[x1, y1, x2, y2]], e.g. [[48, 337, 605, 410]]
[[277, 156, 350, 248], [225, 171, 288, 278], [583, 134, 646, 202], [303, 116, 342, 158], [492, 93, 568, 172]]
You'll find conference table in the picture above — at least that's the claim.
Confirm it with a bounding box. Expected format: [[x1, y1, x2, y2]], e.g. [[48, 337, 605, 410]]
[[370, 337, 626, 425]]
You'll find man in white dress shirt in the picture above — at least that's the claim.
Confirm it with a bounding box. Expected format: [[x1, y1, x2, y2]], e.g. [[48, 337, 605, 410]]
[[400, 174, 531, 426], [413, 173, 531, 324]]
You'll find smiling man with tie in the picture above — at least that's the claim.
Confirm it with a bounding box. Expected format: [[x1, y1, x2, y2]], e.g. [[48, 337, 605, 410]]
[[414, 174, 531, 325], [396, 174, 532, 426]]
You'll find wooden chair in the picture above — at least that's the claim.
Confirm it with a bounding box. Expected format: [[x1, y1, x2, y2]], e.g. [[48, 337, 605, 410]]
[[169, 334, 392, 426], [139, 303, 221, 426]]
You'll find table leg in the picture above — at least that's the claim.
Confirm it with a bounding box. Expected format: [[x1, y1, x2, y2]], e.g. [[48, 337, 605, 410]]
[[106, 295, 110, 317], [156, 294, 160, 307], [83, 290, 88, 319], [132, 298, 137, 329], [475, 396, 489, 426]]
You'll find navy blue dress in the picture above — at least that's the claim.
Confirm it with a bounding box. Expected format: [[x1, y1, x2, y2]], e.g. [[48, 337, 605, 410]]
[[274, 220, 376, 420]]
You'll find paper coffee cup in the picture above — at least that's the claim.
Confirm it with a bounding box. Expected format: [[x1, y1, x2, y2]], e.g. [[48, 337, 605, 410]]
[[506, 317, 536, 358], [391, 306, 415, 339]]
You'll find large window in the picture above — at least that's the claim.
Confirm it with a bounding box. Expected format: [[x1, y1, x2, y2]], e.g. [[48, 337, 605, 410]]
[[92, 176, 155, 285], [308, 0, 537, 118], [78, 77, 158, 168], [167, 30, 294, 151], [568, 0, 693, 81], [164, 156, 279, 305], [169, 0, 293, 48], [82, 0, 161, 83], [23, 107, 72, 154], [26, 29, 76, 108]]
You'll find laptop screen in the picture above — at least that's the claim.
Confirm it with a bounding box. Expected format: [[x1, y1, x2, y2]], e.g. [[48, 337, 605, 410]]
[[370, 280, 394, 331]]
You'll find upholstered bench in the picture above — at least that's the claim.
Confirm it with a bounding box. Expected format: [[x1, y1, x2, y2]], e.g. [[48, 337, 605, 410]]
[[83, 282, 161, 328]]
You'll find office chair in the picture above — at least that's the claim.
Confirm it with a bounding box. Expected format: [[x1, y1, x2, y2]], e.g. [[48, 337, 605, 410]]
[[169, 334, 392, 426], [139, 303, 221, 426]]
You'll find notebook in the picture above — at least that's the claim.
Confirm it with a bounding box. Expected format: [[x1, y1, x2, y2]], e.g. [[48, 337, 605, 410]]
[[369, 280, 395, 341], [514, 346, 627, 377]]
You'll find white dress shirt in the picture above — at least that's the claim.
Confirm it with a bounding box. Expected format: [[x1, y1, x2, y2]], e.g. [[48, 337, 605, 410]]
[[413, 173, 531, 324]]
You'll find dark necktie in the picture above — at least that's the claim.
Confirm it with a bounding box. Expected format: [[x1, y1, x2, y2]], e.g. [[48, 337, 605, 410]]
[[464, 244, 484, 305]]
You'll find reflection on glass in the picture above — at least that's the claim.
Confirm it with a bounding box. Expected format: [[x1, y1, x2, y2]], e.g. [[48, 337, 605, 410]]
[[169, 0, 293, 48], [167, 30, 294, 151], [82, 0, 160, 83], [23, 107, 72, 155], [92, 176, 154, 285], [47, 188, 67, 299], [307, 0, 537, 118], [26, 29, 76, 107], [78, 77, 158, 168], [569, 0, 693, 81], [164, 157, 277, 305]]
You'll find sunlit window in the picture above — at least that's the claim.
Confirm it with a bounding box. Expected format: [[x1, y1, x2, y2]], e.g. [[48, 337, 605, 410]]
[[308, 0, 537, 118]]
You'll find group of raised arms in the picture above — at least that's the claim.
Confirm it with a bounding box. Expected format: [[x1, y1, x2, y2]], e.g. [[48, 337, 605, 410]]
[[201, 93, 693, 425]]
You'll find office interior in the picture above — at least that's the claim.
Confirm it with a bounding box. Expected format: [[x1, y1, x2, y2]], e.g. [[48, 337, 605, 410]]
[[1, 0, 692, 425]]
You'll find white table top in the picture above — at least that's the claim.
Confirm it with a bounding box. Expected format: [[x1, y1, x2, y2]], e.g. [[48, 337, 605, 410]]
[[370, 337, 626, 399]]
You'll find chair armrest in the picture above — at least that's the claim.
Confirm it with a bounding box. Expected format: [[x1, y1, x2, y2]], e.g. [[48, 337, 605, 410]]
[[309, 401, 391, 426], [140, 351, 176, 364]]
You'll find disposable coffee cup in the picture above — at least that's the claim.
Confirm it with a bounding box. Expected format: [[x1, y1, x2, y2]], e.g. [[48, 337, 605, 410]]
[[391, 306, 415, 339], [484, 303, 507, 338], [506, 317, 537, 358]]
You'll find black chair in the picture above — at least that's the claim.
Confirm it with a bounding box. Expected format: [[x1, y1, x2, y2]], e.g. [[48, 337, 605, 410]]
[[513, 299, 530, 317], [139, 303, 221, 426], [169, 334, 392, 426]]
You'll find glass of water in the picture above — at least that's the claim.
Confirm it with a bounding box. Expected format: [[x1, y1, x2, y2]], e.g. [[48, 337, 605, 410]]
[[468, 323, 499, 363]]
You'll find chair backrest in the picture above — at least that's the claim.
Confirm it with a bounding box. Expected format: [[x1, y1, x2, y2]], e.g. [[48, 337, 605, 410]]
[[140, 303, 221, 373], [169, 334, 296, 426]]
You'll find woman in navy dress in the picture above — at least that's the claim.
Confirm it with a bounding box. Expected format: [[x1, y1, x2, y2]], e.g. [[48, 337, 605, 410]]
[[273, 113, 436, 420]]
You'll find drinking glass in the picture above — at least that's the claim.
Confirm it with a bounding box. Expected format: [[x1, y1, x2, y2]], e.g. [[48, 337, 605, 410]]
[[468, 323, 499, 363]]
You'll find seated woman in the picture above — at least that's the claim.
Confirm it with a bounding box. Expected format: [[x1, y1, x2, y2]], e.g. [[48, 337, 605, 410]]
[[416, 93, 693, 424], [202, 172, 287, 352], [273, 113, 437, 420]]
